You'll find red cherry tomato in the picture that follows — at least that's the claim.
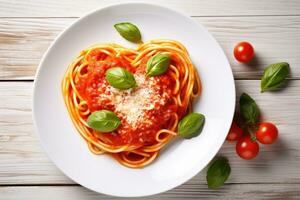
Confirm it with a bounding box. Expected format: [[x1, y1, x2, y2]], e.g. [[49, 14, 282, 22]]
[[236, 136, 259, 160], [226, 121, 243, 141], [255, 122, 278, 144], [234, 42, 254, 63]]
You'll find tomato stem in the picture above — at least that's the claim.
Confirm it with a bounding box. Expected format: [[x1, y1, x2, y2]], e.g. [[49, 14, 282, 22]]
[[247, 126, 257, 141]]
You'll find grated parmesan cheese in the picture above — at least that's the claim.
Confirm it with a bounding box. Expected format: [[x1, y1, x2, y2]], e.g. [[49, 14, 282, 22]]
[[101, 73, 167, 128]]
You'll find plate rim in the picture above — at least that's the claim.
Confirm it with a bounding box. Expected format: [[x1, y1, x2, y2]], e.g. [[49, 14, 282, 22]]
[[32, 2, 236, 197]]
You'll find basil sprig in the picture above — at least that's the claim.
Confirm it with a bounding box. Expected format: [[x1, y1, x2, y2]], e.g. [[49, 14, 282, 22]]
[[87, 110, 121, 132], [178, 113, 205, 139], [146, 53, 170, 76], [105, 67, 137, 90], [114, 22, 141, 43], [261, 62, 290, 92], [206, 157, 231, 189], [239, 93, 260, 125]]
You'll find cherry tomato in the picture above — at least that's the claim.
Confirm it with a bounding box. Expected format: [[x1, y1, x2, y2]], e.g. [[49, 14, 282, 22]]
[[233, 41, 254, 63], [236, 136, 259, 160], [226, 121, 243, 141], [255, 122, 278, 144]]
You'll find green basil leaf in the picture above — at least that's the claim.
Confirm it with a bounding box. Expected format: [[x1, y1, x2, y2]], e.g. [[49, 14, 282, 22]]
[[261, 62, 290, 92], [178, 113, 205, 139], [146, 53, 170, 76], [87, 110, 121, 132], [105, 67, 137, 90], [114, 22, 141, 43], [206, 157, 231, 189], [239, 93, 260, 125]]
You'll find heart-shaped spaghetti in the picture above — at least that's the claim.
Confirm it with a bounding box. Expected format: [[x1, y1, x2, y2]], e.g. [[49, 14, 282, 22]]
[[62, 39, 201, 168]]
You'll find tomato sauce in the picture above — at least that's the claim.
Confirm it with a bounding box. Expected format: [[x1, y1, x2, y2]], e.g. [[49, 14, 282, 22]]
[[76, 51, 176, 146]]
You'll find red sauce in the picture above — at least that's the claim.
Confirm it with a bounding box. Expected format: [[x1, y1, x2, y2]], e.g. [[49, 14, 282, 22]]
[[76, 51, 176, 146]]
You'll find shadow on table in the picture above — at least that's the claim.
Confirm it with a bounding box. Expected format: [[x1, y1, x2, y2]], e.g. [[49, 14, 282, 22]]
[[247, 138, 290, 171]]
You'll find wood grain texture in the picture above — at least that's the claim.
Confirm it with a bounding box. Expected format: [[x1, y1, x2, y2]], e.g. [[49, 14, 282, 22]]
[[0, 80, 299, 185], [1, 0, 300, 17], [0, 16, 299, 80], [0, 184, 300, 200]]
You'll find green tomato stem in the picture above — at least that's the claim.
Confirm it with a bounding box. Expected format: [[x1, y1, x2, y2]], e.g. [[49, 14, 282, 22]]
[[247, 125, 257, 142]]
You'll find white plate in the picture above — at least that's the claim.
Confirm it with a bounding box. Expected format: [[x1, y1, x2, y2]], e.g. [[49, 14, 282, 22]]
[[33, 2, 235, 197]]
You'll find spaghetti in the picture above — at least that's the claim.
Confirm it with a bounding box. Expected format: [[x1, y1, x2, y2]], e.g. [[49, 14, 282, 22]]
[[62, 39, 201, 168]]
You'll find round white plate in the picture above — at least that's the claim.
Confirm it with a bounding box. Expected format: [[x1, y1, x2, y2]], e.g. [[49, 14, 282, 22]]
[[33, 2, 235, 197]]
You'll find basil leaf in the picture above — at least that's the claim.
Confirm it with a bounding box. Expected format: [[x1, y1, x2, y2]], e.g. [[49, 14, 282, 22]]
[[87, 110, 121, 132], [239, 93, 260, 125], [178, 113, 205, 139], [261, 62, 290, 92], [105, 67, 137, 90], [206, 157, 231, 189], [114, 22, 141, 43], [146, 53, 170, 76]]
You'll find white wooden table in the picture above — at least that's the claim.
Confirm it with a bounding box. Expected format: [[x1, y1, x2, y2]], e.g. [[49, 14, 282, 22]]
[[1, 0, 300, 199]]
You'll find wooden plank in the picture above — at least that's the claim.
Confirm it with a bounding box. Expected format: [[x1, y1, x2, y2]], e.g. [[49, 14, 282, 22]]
[[0, 184, 300, 200], [0, 18, 67, 80], [0, 16, 299, 80], [0, 80, 300, 185], [0, 82, 72, 184], [1, 0, 300, 17]]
